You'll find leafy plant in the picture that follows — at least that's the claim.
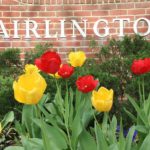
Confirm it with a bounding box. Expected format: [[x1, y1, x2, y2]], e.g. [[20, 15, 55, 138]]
[[0, 111, 18, 149], [24, 43, 53, 64], [82, 35, 150, 126], [0, 48, 21, 68]]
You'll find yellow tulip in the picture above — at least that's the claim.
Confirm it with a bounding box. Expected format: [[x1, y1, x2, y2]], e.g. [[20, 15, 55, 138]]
[[91, 87, 114, 112], [25, 64, 39, 74], [50, 72, 61, 79], [13, 72, 47, 104], [68, 51, 86, 67]]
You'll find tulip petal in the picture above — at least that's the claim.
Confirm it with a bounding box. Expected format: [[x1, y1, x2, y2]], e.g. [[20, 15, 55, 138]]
[[13, 71, 47, 105], [69, 51, 86, 67], [91, 87, 114, 112]]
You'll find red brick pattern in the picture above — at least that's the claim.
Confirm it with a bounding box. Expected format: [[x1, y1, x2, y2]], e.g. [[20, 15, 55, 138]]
[[0, 0, 150, 60]]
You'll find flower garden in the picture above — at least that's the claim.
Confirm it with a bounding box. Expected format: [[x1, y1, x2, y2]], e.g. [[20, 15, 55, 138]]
[[0, 35, 150, 150]]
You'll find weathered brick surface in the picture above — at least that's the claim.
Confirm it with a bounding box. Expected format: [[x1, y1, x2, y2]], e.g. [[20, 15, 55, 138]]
[[0, 0, 149, 60]]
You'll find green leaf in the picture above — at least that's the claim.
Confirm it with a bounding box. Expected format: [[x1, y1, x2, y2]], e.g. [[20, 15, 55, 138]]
[[126, 94, 148, 126], [64, 86, 69, 126], [81, 96, 93, 128], [135, 125, 147, 134], [4, 146, 24, 150], [71, 99, 85, 149], [21, 136, 44, 150], [79, 129, 97, 150], [38, 104, 59, 127], [36, 120, 68, 150], [140, 133, 150, 150], [108, 116, 117, 144], [22, 105, 40, 138], [75, 89, 82, 112], [108, 144, 119, 150], [118, 120, 125, 150], [102, 113, 109, 135], [69, 88, 74, 125], [95, 122, 109, 150], [15, 121, 26, 136], [124, 108, 137, 123], [125, 126, 135, 150], [54, 85, 64, 115], [39, 94, 49, 105], [1, 111, 14, 129]]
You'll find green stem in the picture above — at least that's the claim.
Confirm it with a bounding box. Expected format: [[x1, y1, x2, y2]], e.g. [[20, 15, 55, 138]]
[[90, 101, 99, 125], [36, 105, 49, 150], [65, 124, 73, 150], [138, 77, 142, 105], [35, 104, 41, 119], [142, 76, 145, 101], [56, 79, 73, 150], [65, 80, 73, 150]]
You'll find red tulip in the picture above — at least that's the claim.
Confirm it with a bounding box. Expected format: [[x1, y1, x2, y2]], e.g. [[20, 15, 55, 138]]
[[131, 58, 150, 75], [144, 58, 150, 72], [35, 51, 61, 74], [76, 75, 98, 93], [58, 64, 74, 78]]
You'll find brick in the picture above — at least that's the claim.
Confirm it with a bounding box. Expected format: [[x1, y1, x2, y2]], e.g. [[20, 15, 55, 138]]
[[57, 0, 63, 4], [3, 12, 20, 17], [128, 9, 145, 15], [0, 42, 11, 47], [124, 28, 134, 33], [91, 0, 97, 4], [0, 18, 10, 22], [109, 10, 127, 15], [28, 6, 45, 11], [11, 6, 28, 11], [65, 41, 81, 47], [74, 11, 91, 16], [5, 24, 14, 29], [46, 6, 64, 11], [146, 9, 150, 14], [117, 3, 134, 9], [82, 5, 98, 10], [39, 12, 56, 17], [56, 11, 73, 17], [135, 15, 150, 20], [28, 0, 34, 4], [136, 28, 149, 33], [12, 42, 31, 47], [0, 6, 10, 11], [2, 0, 18, 5], [50, 0, 57, 4], [135, 2, 150, 8], [99, 4, 117, 10], [21, 12, 38, 17], [92, 11, 109, 16], [64, 5, 81, 10]]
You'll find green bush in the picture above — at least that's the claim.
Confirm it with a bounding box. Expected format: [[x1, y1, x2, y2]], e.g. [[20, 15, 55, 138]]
[[97, 35, 150, 98], [82, 35, 150, 126], [0, 48, 22, 119], [0, 48, 21, 68]]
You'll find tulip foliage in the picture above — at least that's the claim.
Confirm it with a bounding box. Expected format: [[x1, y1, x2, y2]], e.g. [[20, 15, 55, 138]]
[[5, 50, 150, 150]]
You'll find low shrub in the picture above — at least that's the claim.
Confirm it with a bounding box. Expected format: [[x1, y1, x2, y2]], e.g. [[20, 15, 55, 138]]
[[83, 35, 150, 126], [0, 48, 22, 119]]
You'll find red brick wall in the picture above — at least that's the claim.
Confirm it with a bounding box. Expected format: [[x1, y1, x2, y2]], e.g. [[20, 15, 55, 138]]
[[0, 0, 150, 60]]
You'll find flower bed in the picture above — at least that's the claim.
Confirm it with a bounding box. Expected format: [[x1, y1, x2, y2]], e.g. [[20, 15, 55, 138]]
[[1, 49, 150, 150]]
